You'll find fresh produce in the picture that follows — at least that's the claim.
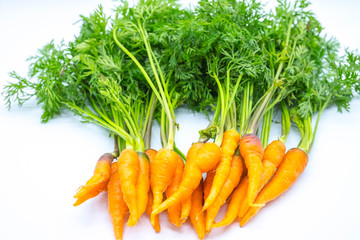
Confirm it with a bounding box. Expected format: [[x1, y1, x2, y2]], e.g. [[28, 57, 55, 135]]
[[3, 0, 360, 239]]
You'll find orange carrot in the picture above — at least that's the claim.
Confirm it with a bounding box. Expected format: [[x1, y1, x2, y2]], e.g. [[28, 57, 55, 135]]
[[180, 142, 204, 222], [238, 140, 286, 218], [136, 152, 150, 220], [204, 169, 216, 201], [180, 197, 191, 223], [240, 148, 308, 226], [212, 176, 248, 228], [166, 157, 184, 227], [206, 154, 243, 232], [73, 153, 113, 206], [150, 148, 179, 227], [239, 133, 264, 207], [145, 149, 160, 232], [108, 162, 128, 240], [146, 191, 160, 232], [203, 129, 240, 210], [190, 179, 206, 240], [152, 142, 221, 215], [117, 149, 139, 227]]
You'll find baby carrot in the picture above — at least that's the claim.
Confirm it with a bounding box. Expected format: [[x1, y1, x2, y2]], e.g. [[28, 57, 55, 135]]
[[239, 133, 264, 207], [108, 162, 128, 240], [203, 129, 240, 210], [145, 149, 160, 232], [180, 142, 204, 222], [238, 140, 286, 218], [152, 142, 221, 215], [136, 152, 150, 221], [212, 176, 248, 228], [206, 154, 243, 232], [73, 153, 113, 206], [117, 149, 139, 227], [180, 197, 191, 223], [150, 148, 179, 227], [166, 157, 184, 227], [240, 148, 308, 226], [190, 179, 206, 240]]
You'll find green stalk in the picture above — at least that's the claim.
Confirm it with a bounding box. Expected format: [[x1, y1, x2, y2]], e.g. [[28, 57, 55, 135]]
[[260, 105, 273, 147], [279, 101, 291, 143], [137, 22, 175, 149], [308, 96, 331, 153], [143, 93, 156, 150]]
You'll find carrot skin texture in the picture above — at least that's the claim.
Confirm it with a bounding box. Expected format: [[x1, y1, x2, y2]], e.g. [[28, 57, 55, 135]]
[[150, 148, 179, 226], [152, 142, 221, 215], [203, 129, 240, 210], [238, 140, 286, 218], [206, 154, 243, 232], [212, 176, 248, 228], [190, 180, 206, 240], [108, 162, 128, 240], [166, 157, 184, 227], [73, 153, 113, 206], [240, 148, 308, 226], [117, 149, 139, 227], [239, 134, 264, 206], [136, 152, 150, 220]]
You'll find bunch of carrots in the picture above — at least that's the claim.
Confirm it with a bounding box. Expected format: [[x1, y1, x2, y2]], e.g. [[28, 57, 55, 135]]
[[3, 0, 360, 239]]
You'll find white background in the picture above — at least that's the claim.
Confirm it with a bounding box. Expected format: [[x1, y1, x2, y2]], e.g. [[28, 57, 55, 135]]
[[1, 0, 360, 239]]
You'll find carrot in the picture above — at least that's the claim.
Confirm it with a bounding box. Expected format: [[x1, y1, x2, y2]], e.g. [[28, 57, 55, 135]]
[[237, 140, 286, 218], [203, 129, 240, 210], [117, 149, 139, 227], [136, 152, 150, 220], [152, 142, 221, 215], [150, 148, 179, 227], [180, 142, 204, 222], [190, 179, 206, 240], [180, 197, 191, 223], [108, 162, 128, 240], [73, 153, 113, 206], [239, 133, 264, 207], [166, 157, 184, 227], [205, 154, 243, 232], [145, 149, 160, 232], [212, 176, 248, 228], [240, 148, 308, 226], [204, 169, 216, 201], [146, 190, 160, 232]]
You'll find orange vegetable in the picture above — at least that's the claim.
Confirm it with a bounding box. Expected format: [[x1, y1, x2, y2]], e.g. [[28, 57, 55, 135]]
[[145, 149, 160, 232], [166, 157, 184, 227], [136, 152, 150, 220], [152, 142, 221, 215], [190, 179, 205, 240], [238, 140, 286, 218], [206, 154, 243, 232], [212, 176, 248, 228], [203, 129, 240, 210], [239, 134, 264, 206], [150, 148, 179, 227], [179, 142, 204, 223], [204, 169, 216, 201], [108, 162, 128, 240], [180, 196, 191, 223], [145, 190, 160, 232], [73, 153, 113, 206], [117, 149, 139, 227], [240, 148, 308, 226]]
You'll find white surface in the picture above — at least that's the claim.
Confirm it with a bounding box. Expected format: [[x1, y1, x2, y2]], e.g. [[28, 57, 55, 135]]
[[1, 0, 360, 239]]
